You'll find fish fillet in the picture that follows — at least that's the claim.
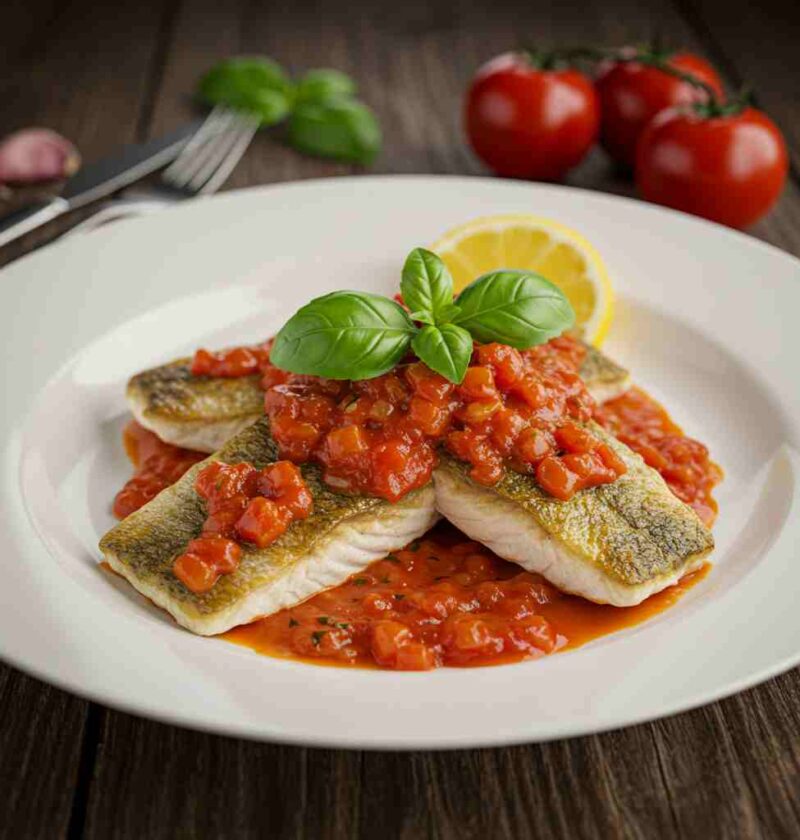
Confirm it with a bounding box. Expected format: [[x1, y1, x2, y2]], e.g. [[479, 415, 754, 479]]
[[101, 417, 438, 635], [127, 343, 631, 454], [434, 422, 713, 607]]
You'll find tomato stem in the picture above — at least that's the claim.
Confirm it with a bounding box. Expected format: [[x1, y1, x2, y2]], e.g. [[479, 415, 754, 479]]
[[518, 43, 750, 118]]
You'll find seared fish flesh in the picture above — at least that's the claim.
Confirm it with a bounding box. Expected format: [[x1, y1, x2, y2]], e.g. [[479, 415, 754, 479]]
[[101, 417, 438, 635], [127, 343, 631, 454], [434, 422, 713, 607]]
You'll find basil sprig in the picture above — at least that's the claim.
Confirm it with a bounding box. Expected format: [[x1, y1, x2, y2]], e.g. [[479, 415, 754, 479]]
[[197, 56, 381, 164], [270, 248, 575, 384]]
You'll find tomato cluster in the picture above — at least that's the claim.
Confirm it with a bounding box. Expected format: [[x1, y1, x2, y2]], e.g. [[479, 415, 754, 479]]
[[259, 335, 625, 504], [172, 459, 312, 593], [191, 344, 271, 378], [464, 48, 787, 228]]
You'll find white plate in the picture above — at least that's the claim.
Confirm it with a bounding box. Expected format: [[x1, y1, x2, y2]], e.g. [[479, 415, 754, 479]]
[[1, 176, 799, 750]]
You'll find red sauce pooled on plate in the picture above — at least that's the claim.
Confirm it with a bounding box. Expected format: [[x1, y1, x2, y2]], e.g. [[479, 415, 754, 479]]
[[113, 421, 204, 519], [224, 522, 709, 670]]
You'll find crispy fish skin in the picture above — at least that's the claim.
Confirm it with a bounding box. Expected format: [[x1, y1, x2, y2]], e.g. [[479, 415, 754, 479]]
[[100, 417, 439, 635], [580, 344, 631, 403], [433, 422, 713, 607], [127, 359, 264, 452], [127, 344, 632, 453]]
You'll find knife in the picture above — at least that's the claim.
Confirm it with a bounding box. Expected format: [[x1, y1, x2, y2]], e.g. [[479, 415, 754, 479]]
[[0, 120, 202, 249]]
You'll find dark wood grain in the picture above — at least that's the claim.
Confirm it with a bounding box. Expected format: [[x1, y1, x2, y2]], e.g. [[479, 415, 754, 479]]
[[1, 0, 800, 838], [0, 669, 87, 840]]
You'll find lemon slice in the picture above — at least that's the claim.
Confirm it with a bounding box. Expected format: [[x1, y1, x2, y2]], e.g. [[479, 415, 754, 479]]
[[430, 214, 614, 346]]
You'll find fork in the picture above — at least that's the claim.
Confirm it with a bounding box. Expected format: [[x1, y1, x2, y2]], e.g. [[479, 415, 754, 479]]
[[68, 106, 260, 234]]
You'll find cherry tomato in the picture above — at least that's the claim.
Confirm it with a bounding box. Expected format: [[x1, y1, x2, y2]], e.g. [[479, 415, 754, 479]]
[[596, 51, 723, 168], [465, 52, 599, 180], [635, 105, 788, 229]]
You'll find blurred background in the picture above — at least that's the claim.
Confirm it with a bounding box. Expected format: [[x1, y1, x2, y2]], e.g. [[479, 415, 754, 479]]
[[2, 0, 798, 262]]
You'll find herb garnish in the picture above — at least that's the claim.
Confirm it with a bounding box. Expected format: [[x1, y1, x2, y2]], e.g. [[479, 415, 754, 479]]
[[198, 57, 381, 164], [354, 578, 368, 586], [317, 616, 331, 625], [270, 248, 575, 384], [288, 617, 299, 627], [393, 594, 406, 600], [311, 630, 327, 646]]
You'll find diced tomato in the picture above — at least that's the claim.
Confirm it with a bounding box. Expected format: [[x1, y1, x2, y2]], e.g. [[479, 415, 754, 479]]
[[406, 396, 449, 436], [184, 536, 242, 574], [369, 400, 395, 421], [554, 421, 598, 454], [535, 455, 579, 501], [490, 408, 526, 455], [356, 372, 409, 404], [404, 362, 455, 402], [394, 642, 438, 670], [191, 346, 261, 377], [511, 374, 547, 409], [235, 496, 291, 548], [173, 553, 219, 593], [194, 462, 257, 504], [268, 413, 322, 462], [261, 365, 291, 390], [459, 399, 501, 425], [324, 424, 370, 460], [256, 461, 313, 518], [596, 443, 627, 476], [514, 427, 554, 464], [201, 495, 250, 538], [476, 343, 524, 387], [561, 452, 614, 487], [459, 366, 498, 400], [370, 620, 413, 667], [512, 616, 557, 653]]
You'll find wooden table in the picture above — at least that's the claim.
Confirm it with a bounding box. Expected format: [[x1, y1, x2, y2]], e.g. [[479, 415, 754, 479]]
[[2, 0, 799, 836]]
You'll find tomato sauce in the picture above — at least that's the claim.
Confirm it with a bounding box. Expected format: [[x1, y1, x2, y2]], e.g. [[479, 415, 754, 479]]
[[173, 460, 313, 593], [224, 522, 710, 670], [113, 421, 205, 519], [595, 387, 722, 526], [113, 365, 720, 670], [198, 336, 625, 504]]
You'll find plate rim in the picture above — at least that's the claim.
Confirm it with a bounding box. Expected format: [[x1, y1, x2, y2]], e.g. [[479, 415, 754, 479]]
[[2, 173, 800, 750]]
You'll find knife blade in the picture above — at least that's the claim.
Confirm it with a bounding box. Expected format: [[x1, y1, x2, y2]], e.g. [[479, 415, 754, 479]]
[[0, 120, 202, 249]]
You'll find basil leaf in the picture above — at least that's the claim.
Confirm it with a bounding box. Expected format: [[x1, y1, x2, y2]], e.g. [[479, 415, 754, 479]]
[[408, 310, 436, 325], [437, 303, 462, 323], [296, 69, 356, 104], [287, 98, 381, 164], [270, 291, 414, 380], [198, 57, 293, 126], [453, 270, 575, 347], [411, 324, 473, 384], [401, 248, 454, 323]]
